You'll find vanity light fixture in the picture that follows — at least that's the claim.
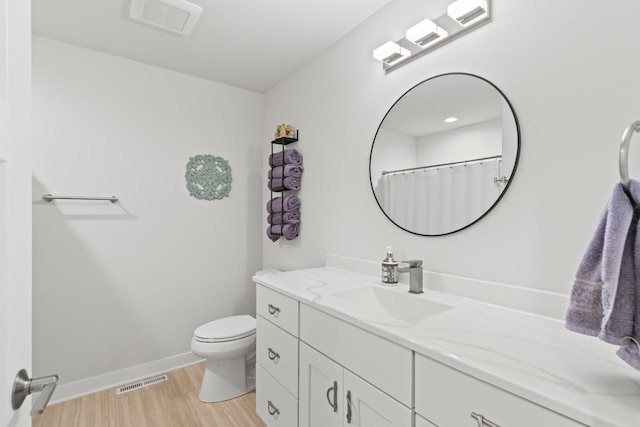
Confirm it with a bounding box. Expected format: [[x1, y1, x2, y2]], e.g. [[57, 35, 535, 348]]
[[444, 116, 459, 123], [447, 0, 489, 27], [373, 0, 490, 72], [373, 41, 411, 66], [406, 18, 448, 48]]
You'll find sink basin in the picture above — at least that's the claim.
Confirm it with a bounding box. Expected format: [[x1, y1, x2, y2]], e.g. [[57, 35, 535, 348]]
[[329, 286, 453, 324]]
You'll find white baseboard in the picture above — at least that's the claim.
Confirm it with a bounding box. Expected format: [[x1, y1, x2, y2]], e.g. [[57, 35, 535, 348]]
[[326, 254, 569, 320], [50, 352, 203, 406]]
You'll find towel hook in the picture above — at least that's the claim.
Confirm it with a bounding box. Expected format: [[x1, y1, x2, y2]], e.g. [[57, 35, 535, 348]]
[[620, 120, 640, 192]]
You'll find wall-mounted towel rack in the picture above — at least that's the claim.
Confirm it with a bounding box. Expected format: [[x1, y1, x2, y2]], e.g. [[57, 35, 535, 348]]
[[620, 120, 640, 192], [42, 194, 119, 203]]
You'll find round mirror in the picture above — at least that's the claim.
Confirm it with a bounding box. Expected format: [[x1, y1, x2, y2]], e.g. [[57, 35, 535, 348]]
[[369, 73, 520, 236]]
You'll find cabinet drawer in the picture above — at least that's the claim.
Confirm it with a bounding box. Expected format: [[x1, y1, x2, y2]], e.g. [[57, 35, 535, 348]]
[[257, 314, 299, 397], [257, 285, 299, 337], [256, 364, 298, 427], [300, 304, 412, 407], [415, 354, 585, 427]]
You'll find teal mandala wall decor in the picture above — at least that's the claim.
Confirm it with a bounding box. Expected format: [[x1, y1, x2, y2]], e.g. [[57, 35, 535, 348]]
[[185, 155, 232, 200]]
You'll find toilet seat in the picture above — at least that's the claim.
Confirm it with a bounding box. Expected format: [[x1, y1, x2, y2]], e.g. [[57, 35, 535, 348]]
[[194, 315, 256, 343]]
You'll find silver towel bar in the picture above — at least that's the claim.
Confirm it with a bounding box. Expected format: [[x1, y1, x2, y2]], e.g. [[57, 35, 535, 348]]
[[620, 120, 640, 192], [42, 194, 119, 203]]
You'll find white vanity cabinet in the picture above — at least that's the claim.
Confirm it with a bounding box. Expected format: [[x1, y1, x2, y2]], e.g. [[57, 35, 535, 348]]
[[299, 342, 344, 427], [414, 354, 586, 427], [299, 305, 413, 407], [299, 342, 412, 427], [299, 304, 413, 427], [256, 285, 300, 427]]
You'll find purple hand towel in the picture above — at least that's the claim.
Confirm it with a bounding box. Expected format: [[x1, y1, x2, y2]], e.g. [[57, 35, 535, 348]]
[[269, 224, 299, 240], [268, 164, 304, 179], [618, 184, 640, 368], [566, 181, 640, 347], [268, 177, 301, 191], [268, 210, 300, 225], [266, 226, 280, 242], [269, 149, 303, 167], [267, 195, 300, 214]]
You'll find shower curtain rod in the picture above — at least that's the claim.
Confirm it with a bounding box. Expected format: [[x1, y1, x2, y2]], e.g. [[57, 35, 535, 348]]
[[382, 155, 502, 176]]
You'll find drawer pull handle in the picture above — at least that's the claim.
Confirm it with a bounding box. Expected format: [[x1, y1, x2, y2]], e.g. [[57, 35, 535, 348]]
[[471, 412, 501, 427], [326, 381, 338, 412], [267, 348, 280, 361], [268, 304, 281, 316], [346, 390, 352, 423], [267, 400, 280, 417]]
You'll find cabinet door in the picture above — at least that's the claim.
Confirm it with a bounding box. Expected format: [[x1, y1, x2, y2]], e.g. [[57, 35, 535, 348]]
[[299, 342, 344, 427], [415, 354, 586, 427], [343, 370, 412, 427]]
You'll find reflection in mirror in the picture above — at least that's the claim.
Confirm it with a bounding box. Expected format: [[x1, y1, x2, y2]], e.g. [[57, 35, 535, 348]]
[[370, 73, 519, 236]]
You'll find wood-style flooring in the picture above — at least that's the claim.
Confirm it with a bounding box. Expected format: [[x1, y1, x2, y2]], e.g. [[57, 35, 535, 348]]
[[33, 362, 266, 427]]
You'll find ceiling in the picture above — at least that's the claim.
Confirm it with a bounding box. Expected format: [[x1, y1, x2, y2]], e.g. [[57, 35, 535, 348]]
[[381, 74, 505, 138], [31, 0, 392, 93]]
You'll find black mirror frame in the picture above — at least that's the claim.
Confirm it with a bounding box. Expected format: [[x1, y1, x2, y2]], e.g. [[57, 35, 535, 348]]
[[369, 72, 521, 237]]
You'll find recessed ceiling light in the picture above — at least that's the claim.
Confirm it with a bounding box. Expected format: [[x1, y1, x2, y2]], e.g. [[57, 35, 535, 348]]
[[444, 117, 459, 123]]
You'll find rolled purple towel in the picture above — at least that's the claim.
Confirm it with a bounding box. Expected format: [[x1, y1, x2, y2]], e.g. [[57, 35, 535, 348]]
[[270, 224, 299, 240], [268, 210, 300, 225], [268, 164, 304, 179], [268, 177, 300, 191], [266, 226, 280, 242], [269, 149, 303, 167], [267, 195, 300, 213]]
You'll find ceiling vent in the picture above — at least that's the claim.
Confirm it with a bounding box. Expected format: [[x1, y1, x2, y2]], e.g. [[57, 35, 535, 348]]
[[130, 0, 203, 37]]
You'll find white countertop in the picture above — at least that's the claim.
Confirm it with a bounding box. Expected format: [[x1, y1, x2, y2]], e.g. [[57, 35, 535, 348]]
[[253, 267, 640, 427]]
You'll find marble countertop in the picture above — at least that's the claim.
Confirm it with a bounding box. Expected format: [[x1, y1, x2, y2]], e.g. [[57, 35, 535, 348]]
[[253, 267, 640, 427]]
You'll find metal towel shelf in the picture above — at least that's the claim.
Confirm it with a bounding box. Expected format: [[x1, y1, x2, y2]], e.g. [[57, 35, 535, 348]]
[[42, 194, 119, 203], [620, 120, 640, 193]]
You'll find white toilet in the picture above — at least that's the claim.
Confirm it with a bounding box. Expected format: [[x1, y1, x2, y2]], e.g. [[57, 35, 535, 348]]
[[190, 315, 256, 403]]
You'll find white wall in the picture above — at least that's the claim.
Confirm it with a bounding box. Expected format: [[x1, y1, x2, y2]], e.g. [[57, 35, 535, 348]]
[[262, 0, 640, 294], [32, 36, 264, 385], [370, 127, 416, 183], [416, 119, 501, 167]]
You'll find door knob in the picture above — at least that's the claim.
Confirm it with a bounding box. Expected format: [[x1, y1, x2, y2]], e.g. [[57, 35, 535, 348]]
[[12, 369, 59, 416]]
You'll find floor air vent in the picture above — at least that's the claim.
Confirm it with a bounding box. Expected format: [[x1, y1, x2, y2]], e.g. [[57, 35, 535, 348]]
[[116, 374, 168, 395]]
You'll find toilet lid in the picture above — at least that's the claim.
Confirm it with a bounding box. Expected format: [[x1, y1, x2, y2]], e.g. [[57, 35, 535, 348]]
[[194, 315, 256, 342]]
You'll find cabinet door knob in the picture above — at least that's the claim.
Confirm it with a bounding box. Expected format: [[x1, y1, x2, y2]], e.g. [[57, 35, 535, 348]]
[[326, 380, 338, 412], [267, 347, 280, 361], [267, 400, 280, 417], [346, 390, 352, 423], [268, 304, 281, 316], [471, 412, 501, 427]]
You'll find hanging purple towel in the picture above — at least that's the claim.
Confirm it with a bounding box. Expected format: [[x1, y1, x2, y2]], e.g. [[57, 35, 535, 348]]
[[617, 182, 640, 369], [268, 164, 304, 179], [269, 149, 303, 167], [267, 195, 300, 214], [269, 224, 299, 240], [566, 180, 640, 371], [266, 226, 280, 242], [268, 210, 301, 225], [268, 177, 301, 191], [566, 182, 639, 342]]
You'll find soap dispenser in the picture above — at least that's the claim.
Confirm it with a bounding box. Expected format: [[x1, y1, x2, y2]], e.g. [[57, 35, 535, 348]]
[[381, 246, 399, 285]]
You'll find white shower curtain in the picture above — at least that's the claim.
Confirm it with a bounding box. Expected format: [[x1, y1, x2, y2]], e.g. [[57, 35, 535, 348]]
[[376, 158, 502, 234]]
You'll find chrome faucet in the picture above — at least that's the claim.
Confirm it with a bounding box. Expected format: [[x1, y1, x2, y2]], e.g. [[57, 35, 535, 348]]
[[398, 260, 423, 294]]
